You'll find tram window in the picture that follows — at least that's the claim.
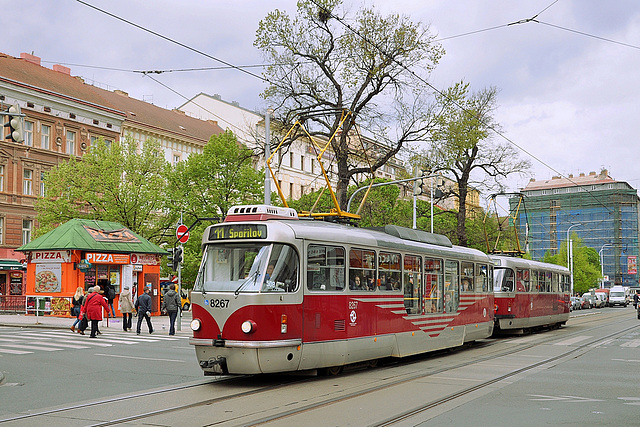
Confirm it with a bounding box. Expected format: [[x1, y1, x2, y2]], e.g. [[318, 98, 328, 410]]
[[497, 268, 514, 292], [404, 255, 422, 314], [551, 273, 559, 292], [545, 272, 552, 292], [531, 270, 539, 293], [425, 258, 443, 313], [307, 244, 345, 292], [349, 248, 376, 292], [461, 262, 474, 292], [475, 264, 488, 292], [516, 269, 530, 292], [444, 260, 460, 313], [561, 274, 570, 292], [262, 244, 299, 292], [379, 251, 401, 292]]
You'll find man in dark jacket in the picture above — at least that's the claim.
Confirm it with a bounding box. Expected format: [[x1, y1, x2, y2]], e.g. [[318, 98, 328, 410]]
[[135, 286, 154, 335], [161, 284, 181, 336]]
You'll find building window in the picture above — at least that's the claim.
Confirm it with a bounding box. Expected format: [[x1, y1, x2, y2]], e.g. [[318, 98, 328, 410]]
[[301, 155, 305, 171], [0, 217, 3, 245], [40, 171, 46, 196], [23, 169, 33, 195], [24, 121, 34, 146], [289, 182, 294, 199], [289, 152, 294, 168], [91, 136, 112, 149], [22, 219, 32, 245], [66, 130, 76, 155], [41, 124, 50, 149], [173, 154, 181, 165], [0, 165, 4, 191]]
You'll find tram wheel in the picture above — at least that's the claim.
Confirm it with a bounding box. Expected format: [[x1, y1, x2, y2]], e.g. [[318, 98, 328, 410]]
[[319, 365, 343, 376]]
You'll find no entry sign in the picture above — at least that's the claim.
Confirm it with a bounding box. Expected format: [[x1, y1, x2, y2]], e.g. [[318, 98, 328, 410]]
[[176, 224, 189, 243]]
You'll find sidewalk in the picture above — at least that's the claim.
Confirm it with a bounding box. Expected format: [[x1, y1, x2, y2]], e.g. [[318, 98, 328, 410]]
[[0, 311, 193, 336]]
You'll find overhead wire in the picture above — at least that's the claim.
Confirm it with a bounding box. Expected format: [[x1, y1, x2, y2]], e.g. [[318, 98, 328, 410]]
[[73, 0, 632, 216], [307, 0, 615, 216]]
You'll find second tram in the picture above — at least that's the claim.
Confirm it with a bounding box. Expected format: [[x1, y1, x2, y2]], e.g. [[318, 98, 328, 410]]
[[491, 255, 571, 333]]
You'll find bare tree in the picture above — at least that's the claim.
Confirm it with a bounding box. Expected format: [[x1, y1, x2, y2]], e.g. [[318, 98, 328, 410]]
[[254, 0, 444, 209]]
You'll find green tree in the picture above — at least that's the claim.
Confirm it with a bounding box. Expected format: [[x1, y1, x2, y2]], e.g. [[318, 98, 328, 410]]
[[255, 0, 444, 210], [541, 235, 601, 295], [164, 131, 265, 285], [417, 82, 531, 247], [35, 136, 170, 241]]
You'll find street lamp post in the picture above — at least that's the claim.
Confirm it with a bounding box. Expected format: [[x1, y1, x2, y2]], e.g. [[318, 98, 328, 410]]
[[566, 223, 581, 296], [599, 243, 614, 288]]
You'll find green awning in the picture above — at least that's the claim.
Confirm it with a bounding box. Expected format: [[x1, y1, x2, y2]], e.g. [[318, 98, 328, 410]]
[[0, 259, 24, 270], [16, 218, 168, 255]]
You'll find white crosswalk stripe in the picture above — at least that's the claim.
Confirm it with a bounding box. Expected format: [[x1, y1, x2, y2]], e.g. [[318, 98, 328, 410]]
[[0, 328, 187, 356]]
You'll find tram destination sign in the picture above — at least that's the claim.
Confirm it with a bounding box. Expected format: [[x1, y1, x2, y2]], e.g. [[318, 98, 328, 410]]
[[209, 224, 267, 240]]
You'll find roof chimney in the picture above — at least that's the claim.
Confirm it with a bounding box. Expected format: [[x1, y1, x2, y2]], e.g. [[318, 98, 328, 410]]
[[20, 52, 41, 66], [114, 90, 129, 97], [53, 64, 71, 75]]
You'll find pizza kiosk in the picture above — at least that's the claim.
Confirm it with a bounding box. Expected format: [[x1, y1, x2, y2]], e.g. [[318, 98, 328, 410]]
[[17, 218, 168, 317]]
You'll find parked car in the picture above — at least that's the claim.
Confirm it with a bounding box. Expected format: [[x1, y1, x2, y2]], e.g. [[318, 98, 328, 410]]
[[570, 296, 581, 311], [593, 292, 607, 308], [580, 295, 593, 309]]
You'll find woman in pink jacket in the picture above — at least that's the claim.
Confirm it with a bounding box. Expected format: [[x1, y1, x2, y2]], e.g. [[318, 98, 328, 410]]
[[81, 285, 110, 338]]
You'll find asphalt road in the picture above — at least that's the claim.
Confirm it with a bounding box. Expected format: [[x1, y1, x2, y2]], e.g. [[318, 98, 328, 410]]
[[1, 307, 639, 425]]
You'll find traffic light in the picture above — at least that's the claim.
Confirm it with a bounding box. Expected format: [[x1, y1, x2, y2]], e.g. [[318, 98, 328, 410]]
[[168, 247, 183, 271], [167, 248, 176, 271], [4, 104, 24, 143], [173, 246, 183, 271], [413, 178, 426, 196]]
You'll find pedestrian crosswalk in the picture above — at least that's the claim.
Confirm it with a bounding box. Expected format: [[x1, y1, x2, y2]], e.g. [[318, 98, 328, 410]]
[[0, 328, 189, 356]]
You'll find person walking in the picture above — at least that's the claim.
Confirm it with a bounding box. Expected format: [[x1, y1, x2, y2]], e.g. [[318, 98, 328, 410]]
[[106, 283, 116, 318], [70, 287, 85, 332], [81, 285, 110, 338], [119, 286, 135, 332], [135, 286, 154, 335], [161, 284, 181, 335]]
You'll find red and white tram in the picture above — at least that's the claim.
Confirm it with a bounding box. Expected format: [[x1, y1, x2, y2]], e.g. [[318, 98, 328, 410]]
[[491, 255, 571, 333], [189, 205, 495, 375]]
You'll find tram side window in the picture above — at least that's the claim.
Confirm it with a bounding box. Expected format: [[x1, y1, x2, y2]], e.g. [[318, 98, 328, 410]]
[[516, 269, 530, 292], [444, 260, 460, 313], [379, 251, 401, 291], [404, 255, 422, 314], [425, 258, 443, 313], [349, 248, 376, 292], [475, 264, 489, 292], [561, 274, 570, 292], [551, 273, 559, 292], [307, 245, 345, 292], [545, 272, 552, 292], [461, 262, 474, 292], [531, 270, 538, 293]]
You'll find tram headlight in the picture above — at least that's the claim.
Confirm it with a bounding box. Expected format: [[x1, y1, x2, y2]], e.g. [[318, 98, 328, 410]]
[[190, 318, 202, 331], [241, 320, 257, 334]]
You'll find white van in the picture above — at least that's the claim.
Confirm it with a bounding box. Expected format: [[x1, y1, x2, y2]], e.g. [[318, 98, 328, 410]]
[[609, 286, 627, 307]]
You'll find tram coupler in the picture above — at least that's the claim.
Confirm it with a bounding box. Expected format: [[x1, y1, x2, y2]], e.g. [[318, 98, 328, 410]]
[[200, 357, 228, 374]]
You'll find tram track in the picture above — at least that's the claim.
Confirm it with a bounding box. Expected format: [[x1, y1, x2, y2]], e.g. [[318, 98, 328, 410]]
[[1, 309, 636, 426]]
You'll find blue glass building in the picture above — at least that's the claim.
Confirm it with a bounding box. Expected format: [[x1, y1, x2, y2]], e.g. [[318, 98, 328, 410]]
[[511, 170, 639, 288]]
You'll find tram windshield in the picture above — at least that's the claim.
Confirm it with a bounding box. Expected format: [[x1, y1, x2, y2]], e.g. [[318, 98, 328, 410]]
[[194, 243, 299, 293], [493, 267, 514, 292]]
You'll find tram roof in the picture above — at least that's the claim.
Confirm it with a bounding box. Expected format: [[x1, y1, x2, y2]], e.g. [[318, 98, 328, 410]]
[[279, 219, 489, 261], [489, 255, 570, 273]]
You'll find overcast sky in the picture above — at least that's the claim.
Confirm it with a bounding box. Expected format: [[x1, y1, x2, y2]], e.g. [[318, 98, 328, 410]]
[[3, 0, 640, 196]]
